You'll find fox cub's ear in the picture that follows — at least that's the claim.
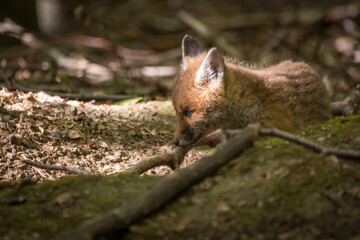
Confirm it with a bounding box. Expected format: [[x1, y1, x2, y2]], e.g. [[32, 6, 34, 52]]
[[195, 48, 225, 90], [181, 35, 204, 68]]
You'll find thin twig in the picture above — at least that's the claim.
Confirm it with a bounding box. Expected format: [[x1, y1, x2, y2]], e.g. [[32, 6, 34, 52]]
[[24, 160, 89, 175], [259, 128, 360, 160]]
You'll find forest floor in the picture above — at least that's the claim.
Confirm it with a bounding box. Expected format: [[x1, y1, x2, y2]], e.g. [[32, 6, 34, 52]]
[[1, 113, 359, 240], [0, 89, 207, 182], [1, 2, 359, 184], [1, 1, 360, 239]]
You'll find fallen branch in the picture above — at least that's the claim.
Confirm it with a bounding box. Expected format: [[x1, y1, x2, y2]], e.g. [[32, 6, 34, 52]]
[[225, 127, 360, 160], [258, 128, 360, 160], [4, 85, 135, 102], [22, 132, 218, 177], [177, 11, 243, 59], [24, 160, 89, 175], [24, 147, 188, 177], [331, 85, 360, 116], [62, 125, 258, 240], [122, 131, 225, 175], [62, 124, 359, 238], [121, 147, 190, 175]]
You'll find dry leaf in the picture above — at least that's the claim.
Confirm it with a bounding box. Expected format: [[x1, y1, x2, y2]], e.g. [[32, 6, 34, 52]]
[[68, 130, 80, 139]]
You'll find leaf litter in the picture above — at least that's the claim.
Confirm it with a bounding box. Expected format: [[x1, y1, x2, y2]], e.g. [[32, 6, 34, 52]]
[[0, 89, 207, 182]]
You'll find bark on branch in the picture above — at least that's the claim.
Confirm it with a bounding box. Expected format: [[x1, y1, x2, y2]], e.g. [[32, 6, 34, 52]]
[[23, 145, 189, 177], [258, 128, 360, 160], [121, 147, 191, 175], [23, 148, 189, 176], [24, 160, 90, 175], [62, 125, 259, 240], [121, 131, 225, 175], [225, 127, 360, 160], [63, 124, 359, 239]]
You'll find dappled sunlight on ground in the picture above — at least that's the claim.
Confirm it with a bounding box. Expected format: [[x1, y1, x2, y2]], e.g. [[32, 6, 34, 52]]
[[0, 89, 208, 182]]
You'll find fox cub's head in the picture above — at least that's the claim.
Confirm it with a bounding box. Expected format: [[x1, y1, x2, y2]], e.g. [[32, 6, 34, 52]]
[[172, 35, 226, 147]]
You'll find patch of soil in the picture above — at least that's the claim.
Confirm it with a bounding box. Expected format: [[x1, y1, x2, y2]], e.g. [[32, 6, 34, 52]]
[[0, 89, 206, 182]]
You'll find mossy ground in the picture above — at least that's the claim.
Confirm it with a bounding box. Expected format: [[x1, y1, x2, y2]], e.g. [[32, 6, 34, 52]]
[[0, 174, 160, 239], [1, 115, 359, 239]]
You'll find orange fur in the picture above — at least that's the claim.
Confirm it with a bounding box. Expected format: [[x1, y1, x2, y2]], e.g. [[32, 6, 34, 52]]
[[172, 36, 331, 147]]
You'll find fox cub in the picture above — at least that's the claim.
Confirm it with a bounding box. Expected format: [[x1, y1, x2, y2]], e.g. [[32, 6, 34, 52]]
[[172, 35, 331, 147]]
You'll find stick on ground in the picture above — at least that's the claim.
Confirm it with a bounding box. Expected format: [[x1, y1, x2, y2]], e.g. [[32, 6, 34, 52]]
[[24, 160, 89, 175], [121, 146, 190, 175], [259, 128, 360, 160], [225, 127, 360, 161], [62, 125, 258, 240], [63, 124, 360, 239], [122, 131, 225, 175]]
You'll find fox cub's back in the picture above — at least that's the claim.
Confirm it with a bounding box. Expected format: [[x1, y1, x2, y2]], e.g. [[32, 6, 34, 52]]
[[172, 35, 331, 147], [259, 60, 330, 130]]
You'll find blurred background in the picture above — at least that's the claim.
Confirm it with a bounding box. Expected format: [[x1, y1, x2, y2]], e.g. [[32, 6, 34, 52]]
[[0, 0, 359, 102]]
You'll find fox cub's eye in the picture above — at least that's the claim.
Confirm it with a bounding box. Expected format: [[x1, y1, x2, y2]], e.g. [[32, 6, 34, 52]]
[[183, 110, 194, 119]]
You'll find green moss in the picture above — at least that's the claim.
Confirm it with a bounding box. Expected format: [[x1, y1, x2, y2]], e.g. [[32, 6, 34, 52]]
[[126, 115, 360, 239], [304, 115, 360, 149], [0, 174, 160, 239], [1, 115, 360, 239]]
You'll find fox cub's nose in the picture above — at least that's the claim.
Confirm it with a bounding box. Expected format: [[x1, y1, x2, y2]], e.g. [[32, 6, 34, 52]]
[[173, 139, 180, 146]]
